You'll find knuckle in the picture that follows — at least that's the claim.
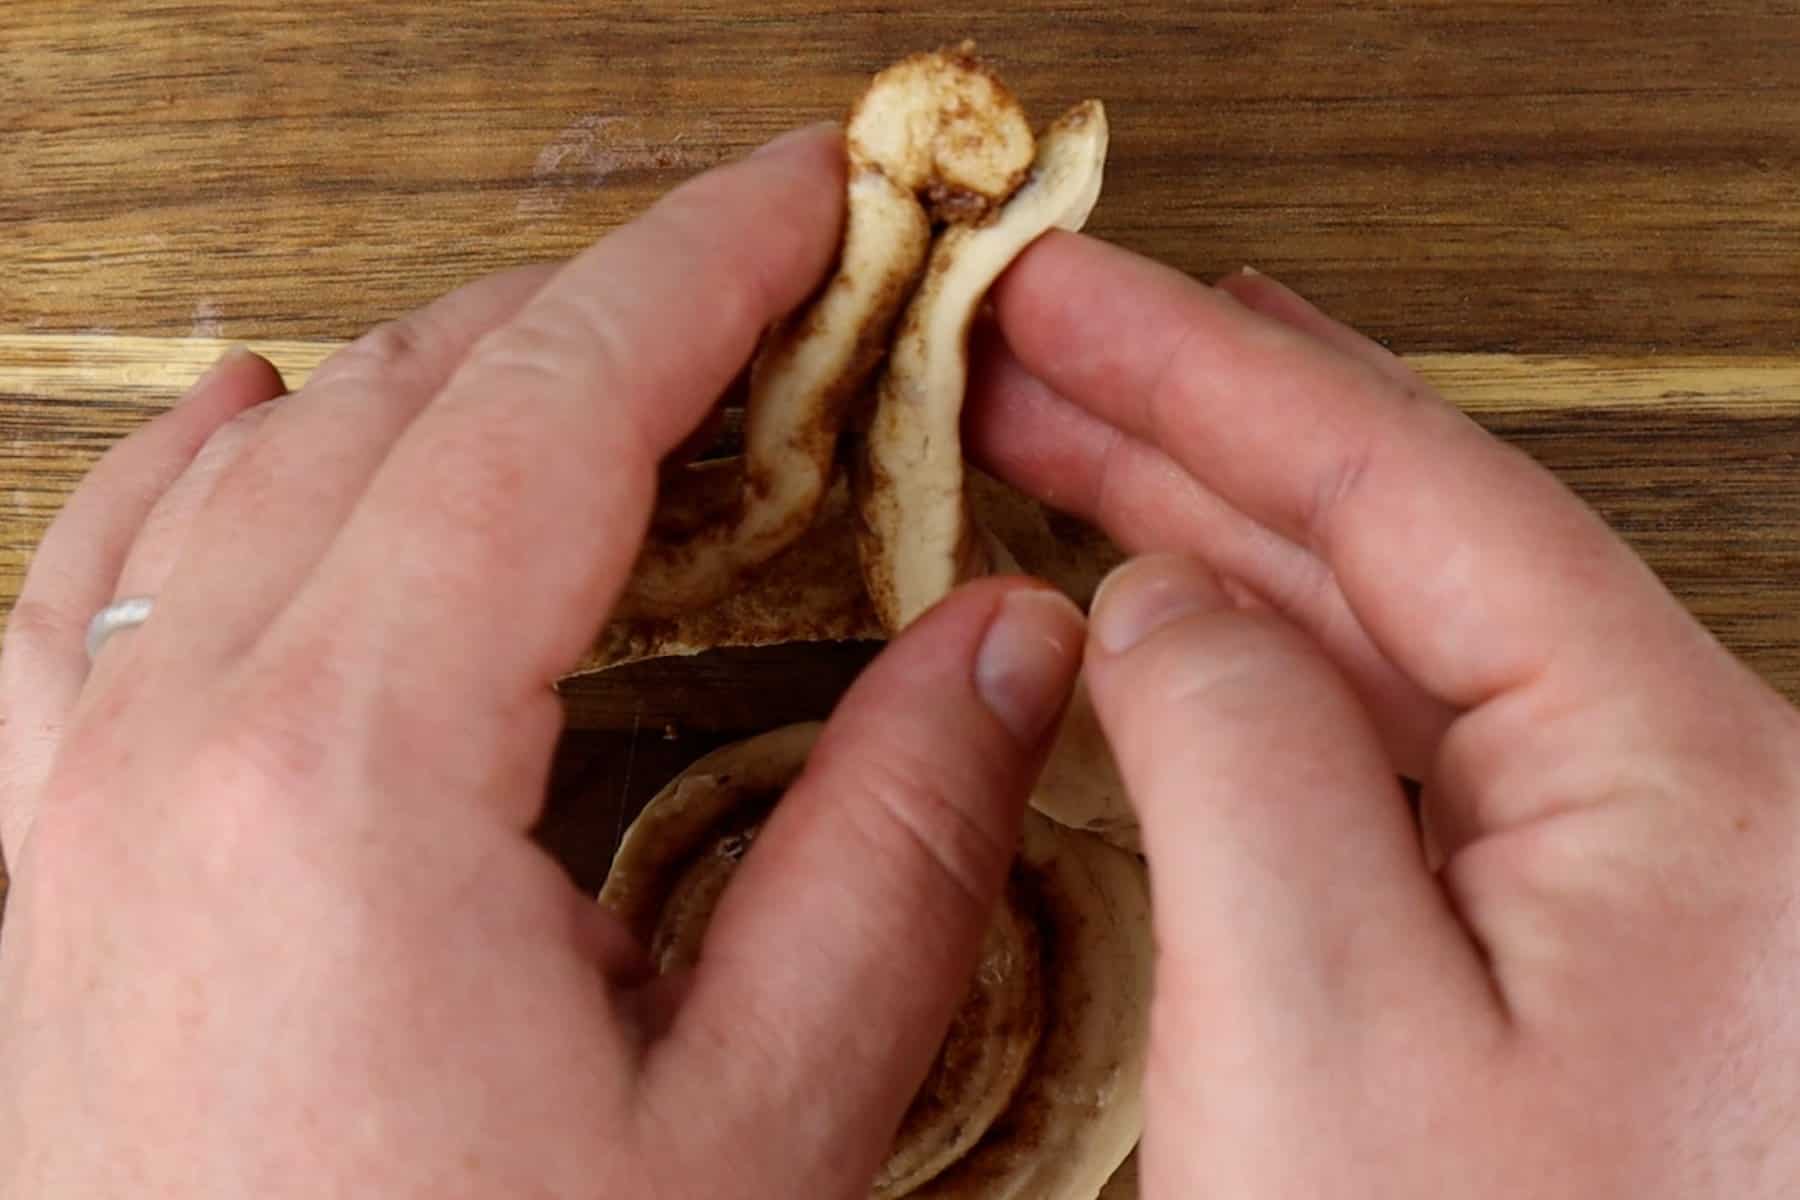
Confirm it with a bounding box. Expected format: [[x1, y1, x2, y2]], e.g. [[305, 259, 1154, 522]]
[[165, 687, 341, 842], [192, 399, 277, 472], [1138, 608, 1320, 709], [1303, 436, 1375, 554], [1087, 425, 1133, 528], [1, 596, 76, 657], [457, 307, 660, 467], [821, 743, 1013, 913], [462, 312, 588, 391], [311, 315, 435, 391]]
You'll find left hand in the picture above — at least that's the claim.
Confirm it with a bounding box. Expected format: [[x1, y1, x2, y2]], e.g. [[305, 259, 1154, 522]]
[[0, 126, 1084, 1196]]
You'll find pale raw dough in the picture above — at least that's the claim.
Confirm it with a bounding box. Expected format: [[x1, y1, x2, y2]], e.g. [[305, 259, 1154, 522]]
[[601, 724, 1150, 1199], [586, 48, 1152, 1198]]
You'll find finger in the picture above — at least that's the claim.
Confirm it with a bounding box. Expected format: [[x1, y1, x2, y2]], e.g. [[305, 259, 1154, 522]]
[[144, 263, 559, 674], [1212, 265, 1417, 388], [1081, 555, 1499, 1163], [655, 579, 1083, 1194], [1209, 271, 1800, 852], [966, 328, 1454, 775], [270, 127, 846, 725], [109, 400, 281, 600], [990, 231, 1705, 715], [988, 232, 1793, 864], [0, 350, 284, 851]]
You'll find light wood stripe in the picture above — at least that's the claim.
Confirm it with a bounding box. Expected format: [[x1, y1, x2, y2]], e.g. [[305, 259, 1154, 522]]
[[1, 335, 1797, 416]]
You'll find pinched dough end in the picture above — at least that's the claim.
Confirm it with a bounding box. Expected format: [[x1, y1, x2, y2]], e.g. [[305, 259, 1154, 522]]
[[846, 42, 1036, 223]]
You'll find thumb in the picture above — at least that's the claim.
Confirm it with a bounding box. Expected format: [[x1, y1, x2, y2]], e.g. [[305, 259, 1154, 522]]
[[651, 578, 1084, 1193], [1083, 555, 1499, 1183]]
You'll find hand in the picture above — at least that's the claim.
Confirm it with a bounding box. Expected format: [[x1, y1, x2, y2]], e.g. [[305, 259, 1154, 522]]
[[0, 128, 1086, 1196], [970, 236, 1800, 1196]]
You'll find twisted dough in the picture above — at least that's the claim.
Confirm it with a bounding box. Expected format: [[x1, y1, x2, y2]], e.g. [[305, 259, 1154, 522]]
[[618, 46, 1033, 617], [847, 95, 1140, 854], [600, 725, 1151, 1200], [855, 100, 1108, 631], [598, 52, 1141, 850], [584, 471, 1122, 669], [593, 49, 1152, 1198]]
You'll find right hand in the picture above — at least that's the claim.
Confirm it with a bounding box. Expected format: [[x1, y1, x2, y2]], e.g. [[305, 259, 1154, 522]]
[[971, 235, 1800, 1197]]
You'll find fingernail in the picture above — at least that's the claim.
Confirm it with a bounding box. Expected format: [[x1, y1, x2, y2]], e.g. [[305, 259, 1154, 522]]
[[974, 588, 1086, 745], [1240, 264, 1261, 277], [749, 121, 838, 160], [1091, 554, 1227, 655]]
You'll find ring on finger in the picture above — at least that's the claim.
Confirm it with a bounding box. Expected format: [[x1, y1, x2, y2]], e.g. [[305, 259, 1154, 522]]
[[84, 595, 156, 662]]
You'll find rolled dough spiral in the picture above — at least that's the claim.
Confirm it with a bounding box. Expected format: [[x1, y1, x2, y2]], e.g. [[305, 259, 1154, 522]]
[[601, 724, 1151, 1199]]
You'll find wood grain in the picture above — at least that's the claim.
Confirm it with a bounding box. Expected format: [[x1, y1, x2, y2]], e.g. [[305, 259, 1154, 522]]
[[7, 3, 1798, 352], [4, 3, 1799, 917], [5, 337, 1800, 706]]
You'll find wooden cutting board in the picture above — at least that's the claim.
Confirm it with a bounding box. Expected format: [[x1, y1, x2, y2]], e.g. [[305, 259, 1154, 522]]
[[5, 1, 1799, 898]]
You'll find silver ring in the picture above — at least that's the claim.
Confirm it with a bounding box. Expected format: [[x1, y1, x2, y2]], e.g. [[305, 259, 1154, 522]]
[[85, 595, 156, 661]]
